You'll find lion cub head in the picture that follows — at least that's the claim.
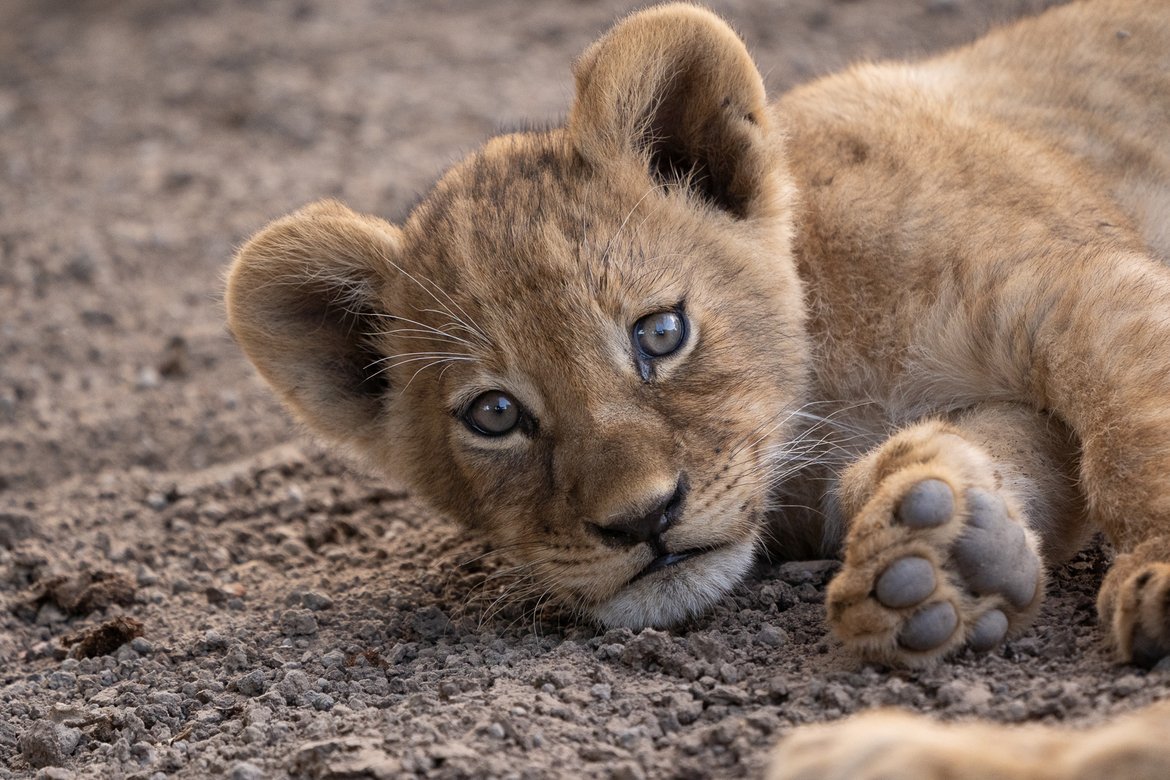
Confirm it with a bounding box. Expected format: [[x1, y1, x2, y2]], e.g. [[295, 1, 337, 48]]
[[226, 4, 809, 628]]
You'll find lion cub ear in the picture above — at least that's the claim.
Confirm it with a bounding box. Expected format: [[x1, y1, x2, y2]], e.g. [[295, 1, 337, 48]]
[[225, 200, 398, 449], [568, 3, 778, 220]]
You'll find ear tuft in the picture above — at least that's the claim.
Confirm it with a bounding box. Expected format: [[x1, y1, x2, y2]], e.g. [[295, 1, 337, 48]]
[[569, 4, 774, 219], [225, 200, 398, 447]]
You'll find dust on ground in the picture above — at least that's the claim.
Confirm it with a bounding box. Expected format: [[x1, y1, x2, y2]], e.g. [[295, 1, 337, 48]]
[[4, 0, 1169, 777]]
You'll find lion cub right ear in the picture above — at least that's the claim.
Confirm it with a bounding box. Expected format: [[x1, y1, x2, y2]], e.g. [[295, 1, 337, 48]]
[[569, 3, 783, 221], [225, 200, 398, 451]]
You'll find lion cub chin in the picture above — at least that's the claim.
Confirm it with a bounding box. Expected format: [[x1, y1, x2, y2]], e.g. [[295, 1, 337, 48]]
[[592, 540, 758, 629]]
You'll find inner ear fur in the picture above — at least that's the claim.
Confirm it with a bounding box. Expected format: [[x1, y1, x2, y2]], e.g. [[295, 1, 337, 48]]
[[568, 3, 777, 219], [225, 199, 397, 448]]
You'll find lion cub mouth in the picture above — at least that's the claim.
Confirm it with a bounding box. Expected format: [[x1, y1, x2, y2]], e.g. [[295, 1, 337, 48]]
[[592, 538, 759, 628], [630, 545, 725, 584]]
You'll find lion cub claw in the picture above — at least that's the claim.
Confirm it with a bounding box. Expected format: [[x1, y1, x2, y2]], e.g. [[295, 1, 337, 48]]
[[827, 436, 1045, 666]]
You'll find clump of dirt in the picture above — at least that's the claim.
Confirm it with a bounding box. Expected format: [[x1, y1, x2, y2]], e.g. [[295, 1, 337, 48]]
[[5, 0, 1165, 778], [61, 617, 146, 661], [21, 571, 138, 620]]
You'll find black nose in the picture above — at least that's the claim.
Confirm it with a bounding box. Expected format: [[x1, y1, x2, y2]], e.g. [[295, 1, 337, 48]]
[[590, 478, 687, 548]]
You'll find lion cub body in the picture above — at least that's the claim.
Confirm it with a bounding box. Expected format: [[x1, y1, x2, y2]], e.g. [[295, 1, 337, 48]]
[[228, 2, 1170, 776]]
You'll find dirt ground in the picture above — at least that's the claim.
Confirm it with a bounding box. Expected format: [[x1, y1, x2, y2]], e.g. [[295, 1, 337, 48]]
[[4, 0, 1170, 778]]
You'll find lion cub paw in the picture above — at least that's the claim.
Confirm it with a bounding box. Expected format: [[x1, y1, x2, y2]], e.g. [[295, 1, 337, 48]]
[[1098, 537, 1170, 667], [828, 475, 1044, 666]]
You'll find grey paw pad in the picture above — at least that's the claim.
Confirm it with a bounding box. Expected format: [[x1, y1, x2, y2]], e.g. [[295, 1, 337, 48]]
[[875, 557, 937, 609], [898, 601, 958, 652], [968, 609, 1009, 653], [953, 488, 1040, 609], [896, 479, 954, 529]]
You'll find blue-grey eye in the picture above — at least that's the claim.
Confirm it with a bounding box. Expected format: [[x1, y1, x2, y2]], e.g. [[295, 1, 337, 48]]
[[465, 391, 520, 436], [634, 310, 686, 357]]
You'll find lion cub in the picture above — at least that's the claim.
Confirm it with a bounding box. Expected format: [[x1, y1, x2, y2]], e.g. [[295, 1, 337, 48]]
[[227, 1, 1170, 775]]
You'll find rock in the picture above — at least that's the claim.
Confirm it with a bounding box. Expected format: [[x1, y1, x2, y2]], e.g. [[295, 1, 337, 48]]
[[290, 738, 400, 779], [235, 670, 269, 697], [32, 570, 137, 616], [755, 626, 788, 647], [0, 511, 34, 549], [301, 591, 333, 611], [277, 669, 311, 703], [20, 721, 81, 768], [130, 637, 154, 655], [410, 606, 451, 640], [775, 559, 840, 585], [622, 628, 676, 667], [281, 609, 318, 636], [590, 683, 612, 701], [229, 761, 265, 780], [307, 692, 334, 711]]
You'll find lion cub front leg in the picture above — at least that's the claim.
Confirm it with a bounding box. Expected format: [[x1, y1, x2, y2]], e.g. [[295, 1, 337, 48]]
[[826, 405, 1086, 666]]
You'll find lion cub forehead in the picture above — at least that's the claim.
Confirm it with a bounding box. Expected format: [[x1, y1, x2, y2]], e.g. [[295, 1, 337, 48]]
[[406, 131, 667, 262], [397, 131, 702, 314]]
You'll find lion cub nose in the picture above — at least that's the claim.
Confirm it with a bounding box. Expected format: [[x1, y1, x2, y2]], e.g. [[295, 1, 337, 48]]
[[589, 479, 688, 548]]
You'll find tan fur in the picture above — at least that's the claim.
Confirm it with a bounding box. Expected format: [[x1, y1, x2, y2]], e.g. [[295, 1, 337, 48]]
[[226, 1, 1170, 775], [769, 701, 1170, 780]]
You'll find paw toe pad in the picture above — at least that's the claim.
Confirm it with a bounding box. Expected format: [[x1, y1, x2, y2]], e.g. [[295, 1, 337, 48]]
[[896, 479, 954, 528], [876, 557, 937, 609], [968, 609, 1009, 653], [898, 601, 958, 652]]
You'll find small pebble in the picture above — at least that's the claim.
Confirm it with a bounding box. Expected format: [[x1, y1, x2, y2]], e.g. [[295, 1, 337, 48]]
[[321, 650, 346, 669], [229, 761, 266, 780], [236, 670, 268, 697], [755, 626, 788, 647], [281, 610, 319, 636], [20, 722, 81, 768], [302, 591, 333, 611], [307, 692, 334, 711], [136, 367, 161, 390], [590, 683, 612, 701]]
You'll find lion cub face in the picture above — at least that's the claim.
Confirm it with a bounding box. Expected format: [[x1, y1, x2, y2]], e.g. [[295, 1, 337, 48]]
[[226, 5, 809, 627]]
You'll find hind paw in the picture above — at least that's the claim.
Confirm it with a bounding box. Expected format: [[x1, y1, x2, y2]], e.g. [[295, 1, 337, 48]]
[[1099, 538, 1170, 667], [828, 434, 1045, 666]]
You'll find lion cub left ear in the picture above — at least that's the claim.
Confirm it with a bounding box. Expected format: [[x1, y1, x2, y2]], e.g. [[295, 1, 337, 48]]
[[225, 200, 399, 452], [569, 3, 781, 220]]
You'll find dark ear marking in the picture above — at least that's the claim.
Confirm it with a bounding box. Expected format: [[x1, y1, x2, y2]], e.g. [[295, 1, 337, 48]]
[[639, 85, 755, 218]]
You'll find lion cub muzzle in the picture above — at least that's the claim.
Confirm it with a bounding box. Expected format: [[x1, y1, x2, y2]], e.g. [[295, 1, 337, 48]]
[[587, 477, 723, 587], [587, 476, 687, 550]]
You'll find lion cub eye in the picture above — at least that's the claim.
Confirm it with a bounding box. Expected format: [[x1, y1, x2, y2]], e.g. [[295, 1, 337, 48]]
[[464, 390, 521, 436], [634, 310, 687, 358]]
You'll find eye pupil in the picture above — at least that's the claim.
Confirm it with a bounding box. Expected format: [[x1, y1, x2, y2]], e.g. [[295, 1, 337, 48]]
[[635, 310, 686, 357], [466, 390, 520, 436]]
